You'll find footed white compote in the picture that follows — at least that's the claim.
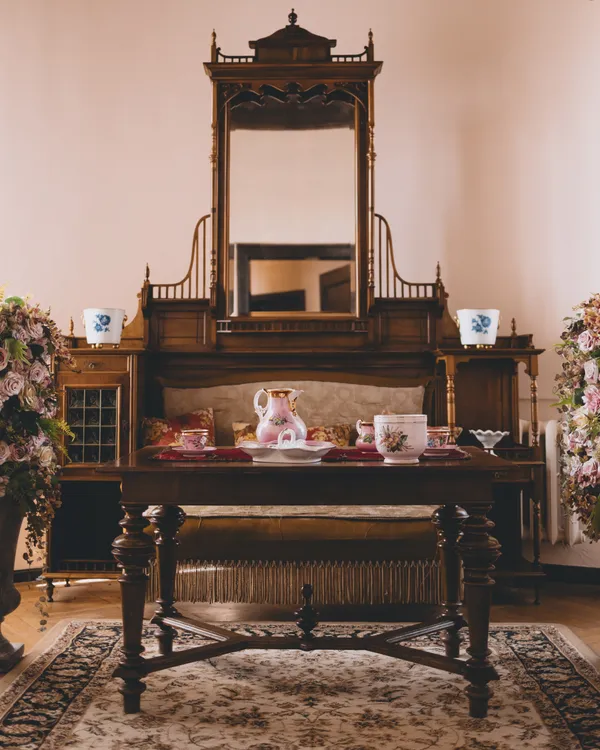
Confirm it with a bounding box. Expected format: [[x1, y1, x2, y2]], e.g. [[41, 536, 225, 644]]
[[470, 429, 509, 455]]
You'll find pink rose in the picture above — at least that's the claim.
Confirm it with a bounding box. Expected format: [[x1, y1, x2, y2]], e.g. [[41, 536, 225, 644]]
[[24, 319, 44, 340], [0, 476, 8, 498], [581, 458, 600, 487], [0, 371, 24, 399], [578, 330, 599, 353], [0, 347, 7, 372], [10, 443, 31, 462], [0, 441, 10, 465], [583, 385, 600, 414], [28, 360, 49, 384]]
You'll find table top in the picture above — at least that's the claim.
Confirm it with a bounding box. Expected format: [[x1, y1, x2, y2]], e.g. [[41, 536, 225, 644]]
[[98, 446, 512, 476]]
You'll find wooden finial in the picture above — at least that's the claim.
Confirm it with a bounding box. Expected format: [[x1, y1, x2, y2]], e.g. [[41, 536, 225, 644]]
[[211, 29, 217, 62], [145, 263, 150, 283], [288, 8, 298, 26], [68, 317, 74, 337], [366, 29, 374, 61], [511, 317, 517, 336], [436, 261, 442, 283]]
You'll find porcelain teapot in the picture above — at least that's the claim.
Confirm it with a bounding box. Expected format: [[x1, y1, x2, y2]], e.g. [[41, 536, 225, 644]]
[[253, 388, 307, 443]]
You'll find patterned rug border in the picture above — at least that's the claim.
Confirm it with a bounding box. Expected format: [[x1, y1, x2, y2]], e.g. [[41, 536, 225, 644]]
[[1, 620, 599, 750]]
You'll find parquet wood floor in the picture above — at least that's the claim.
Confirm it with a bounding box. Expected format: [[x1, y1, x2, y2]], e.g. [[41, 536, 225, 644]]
[[4, 579, 600, 655]]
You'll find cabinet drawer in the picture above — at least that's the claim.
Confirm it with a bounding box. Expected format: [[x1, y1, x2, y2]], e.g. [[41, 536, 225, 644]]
[[73, 354, 129, 373]]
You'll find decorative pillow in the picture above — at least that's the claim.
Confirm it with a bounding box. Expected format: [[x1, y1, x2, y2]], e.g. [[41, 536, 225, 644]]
[[142, 409, 215, 447], [232, 422, 352, 448]]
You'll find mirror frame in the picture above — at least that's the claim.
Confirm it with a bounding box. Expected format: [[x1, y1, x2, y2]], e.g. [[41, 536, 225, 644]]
[[204, 19, 382, 320]]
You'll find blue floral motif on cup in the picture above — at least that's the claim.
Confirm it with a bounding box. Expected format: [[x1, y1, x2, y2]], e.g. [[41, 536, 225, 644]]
[[93, 313, 111, 333], [471, 314, 492, 334]]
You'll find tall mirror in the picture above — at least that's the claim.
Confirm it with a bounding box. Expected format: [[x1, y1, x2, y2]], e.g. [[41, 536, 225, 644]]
[[228, 92, 357, 316]]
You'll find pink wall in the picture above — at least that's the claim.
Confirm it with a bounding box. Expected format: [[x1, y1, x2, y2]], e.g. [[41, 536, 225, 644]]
[[2, 0, 600, 406]]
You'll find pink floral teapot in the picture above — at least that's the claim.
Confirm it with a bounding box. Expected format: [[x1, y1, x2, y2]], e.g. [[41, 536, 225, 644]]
[[253, 388, 307, 443]]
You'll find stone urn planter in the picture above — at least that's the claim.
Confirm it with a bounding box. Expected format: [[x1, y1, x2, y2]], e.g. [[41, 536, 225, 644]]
[[0, 501, 24, 671]]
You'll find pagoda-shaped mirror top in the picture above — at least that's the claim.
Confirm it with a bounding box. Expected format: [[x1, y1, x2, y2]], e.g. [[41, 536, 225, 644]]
[[249, 9, 336, 63]]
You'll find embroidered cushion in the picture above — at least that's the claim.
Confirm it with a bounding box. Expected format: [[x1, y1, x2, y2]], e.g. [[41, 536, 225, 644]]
[[142, 409, 215, 447], [232, 422, 352, 448]]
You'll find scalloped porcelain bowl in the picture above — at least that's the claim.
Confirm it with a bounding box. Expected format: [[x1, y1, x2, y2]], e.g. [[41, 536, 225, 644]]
[[470, 429, 509, 455], [239, 429, 335, 464]]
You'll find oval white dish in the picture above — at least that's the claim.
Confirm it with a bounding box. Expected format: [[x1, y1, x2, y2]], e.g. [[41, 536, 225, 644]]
[[239, 429, 335, 464]]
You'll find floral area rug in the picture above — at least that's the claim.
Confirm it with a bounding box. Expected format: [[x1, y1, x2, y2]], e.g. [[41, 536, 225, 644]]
[[0, 621, 599, 749]]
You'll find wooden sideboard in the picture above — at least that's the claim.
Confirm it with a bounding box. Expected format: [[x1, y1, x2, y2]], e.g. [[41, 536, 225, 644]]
[[44, 12, 545, 605]]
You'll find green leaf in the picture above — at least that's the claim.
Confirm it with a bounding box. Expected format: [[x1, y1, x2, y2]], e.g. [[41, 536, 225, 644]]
[[4, 338, 28, 362], [4, 296, 24, 307], [590, 499, 600, 536]]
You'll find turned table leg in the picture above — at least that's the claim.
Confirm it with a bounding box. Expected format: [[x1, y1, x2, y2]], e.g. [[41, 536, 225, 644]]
[[149, 505, 186, 655], [459, 502, 501, 719], [112, 503, 154, 714], [432, 504, 468, 658]]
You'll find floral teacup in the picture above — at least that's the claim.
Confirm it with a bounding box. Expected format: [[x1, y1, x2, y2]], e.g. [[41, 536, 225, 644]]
[[426, 427, 452, 449], [181, 429, 210, 451], [374, 414, 427, 465]]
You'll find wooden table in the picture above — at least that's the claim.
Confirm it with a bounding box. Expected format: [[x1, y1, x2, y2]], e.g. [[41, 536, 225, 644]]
[[100, 446, 515, 719]]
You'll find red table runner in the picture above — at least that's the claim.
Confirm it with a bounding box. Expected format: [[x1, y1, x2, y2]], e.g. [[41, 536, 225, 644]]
[[152, 446, 470, 462]]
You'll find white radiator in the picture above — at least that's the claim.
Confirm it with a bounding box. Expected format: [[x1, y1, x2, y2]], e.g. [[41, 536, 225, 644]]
[[520, 418, 583, 546]]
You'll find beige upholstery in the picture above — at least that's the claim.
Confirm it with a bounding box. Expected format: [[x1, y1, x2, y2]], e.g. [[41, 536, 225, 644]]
[[164, 381, 425, 446], [158, 505, 437, 520]]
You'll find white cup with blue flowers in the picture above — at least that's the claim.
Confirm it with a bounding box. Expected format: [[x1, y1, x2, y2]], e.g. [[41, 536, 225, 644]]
[[83, 308, 126, 348], [456, 309, 499, 347]]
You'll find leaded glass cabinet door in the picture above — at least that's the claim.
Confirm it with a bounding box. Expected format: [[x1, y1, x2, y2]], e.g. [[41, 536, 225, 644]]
[[64, 386, 121, 465]]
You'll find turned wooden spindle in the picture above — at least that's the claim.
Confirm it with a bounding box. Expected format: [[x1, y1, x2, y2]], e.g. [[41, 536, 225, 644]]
[[295, 584, 319, 643]]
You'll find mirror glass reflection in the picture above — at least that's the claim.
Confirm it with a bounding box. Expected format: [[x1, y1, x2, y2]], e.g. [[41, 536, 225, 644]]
[[228, 96, 356, 315]]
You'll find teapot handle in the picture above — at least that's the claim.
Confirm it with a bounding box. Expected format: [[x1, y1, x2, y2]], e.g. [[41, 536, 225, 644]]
[[356, 419, 363, 434], [253, 388, 268, 420]]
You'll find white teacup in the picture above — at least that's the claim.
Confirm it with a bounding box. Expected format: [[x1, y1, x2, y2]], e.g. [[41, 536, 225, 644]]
[[374, 414, 427, 465]]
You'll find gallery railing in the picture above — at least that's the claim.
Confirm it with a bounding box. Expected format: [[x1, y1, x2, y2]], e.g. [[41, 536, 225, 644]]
[[374, 213, 440, 301], [149, 213, 441, 303]]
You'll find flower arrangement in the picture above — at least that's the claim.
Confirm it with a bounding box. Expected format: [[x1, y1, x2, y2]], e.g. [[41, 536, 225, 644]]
[[0, 290, 73, 559], [555, 293, 600, 539]]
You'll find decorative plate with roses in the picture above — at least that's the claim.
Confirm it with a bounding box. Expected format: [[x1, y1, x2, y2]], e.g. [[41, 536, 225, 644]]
[[0, 290, 73, 559], [555, 293, 600, 538]]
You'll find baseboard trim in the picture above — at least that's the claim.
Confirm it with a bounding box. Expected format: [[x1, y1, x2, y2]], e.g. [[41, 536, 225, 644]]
[[543, 564, 600, 585], [14, 568, 43, 583]]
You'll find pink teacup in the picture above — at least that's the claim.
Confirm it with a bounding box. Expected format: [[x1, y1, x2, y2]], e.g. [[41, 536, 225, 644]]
[[181, 429, 209, 451], [355, 419, 377, 451]]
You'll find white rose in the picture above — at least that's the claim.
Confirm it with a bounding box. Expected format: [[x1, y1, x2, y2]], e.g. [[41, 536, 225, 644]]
[[20, 382, 39, 410], [584, 359, 599, 385], [37, 446, 55, 468], [0, 441, 10, 465]]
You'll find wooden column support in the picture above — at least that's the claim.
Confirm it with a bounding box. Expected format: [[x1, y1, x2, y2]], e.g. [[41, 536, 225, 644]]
[[112, 503, 154, 714], [149, 505, 186, 656], [458, 501, 501, 718]]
